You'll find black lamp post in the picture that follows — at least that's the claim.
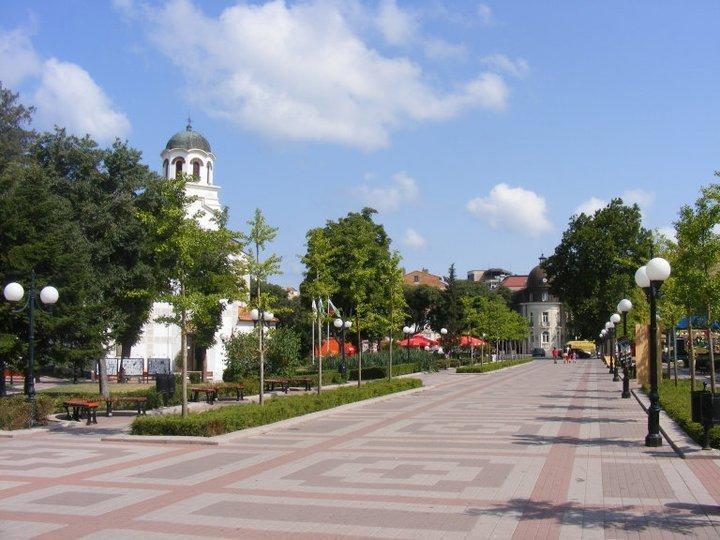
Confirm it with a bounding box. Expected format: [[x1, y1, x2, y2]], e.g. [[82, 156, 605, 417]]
[[333, 317, 352, 383], [635, 258, 672, 447], [605, 322, 615, 374], [617, 299, 633, 398], [3, 272, 59, 425], [250, 308, 274, 405], [610, 313, 622, 381]]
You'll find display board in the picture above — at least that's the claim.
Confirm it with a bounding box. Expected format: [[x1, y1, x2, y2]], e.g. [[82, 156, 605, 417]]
[[147, 357, 172, 375], [121, 357, 144, 376]]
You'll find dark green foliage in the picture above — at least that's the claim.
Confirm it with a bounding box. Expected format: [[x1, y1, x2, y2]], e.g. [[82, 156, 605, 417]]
[[348, 362, 422, 380], [266, 327, 301, 375], [647, 380, 720, 449], [131, 377, 423, 436], [0, 395, 55, 430], [0, 83, 35, 172], [456, 357, 533, 373], [544, 199, 652, 339]]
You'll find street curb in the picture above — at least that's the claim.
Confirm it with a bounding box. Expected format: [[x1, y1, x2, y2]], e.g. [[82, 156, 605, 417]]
[[101, 383, 431, 446], [631, 389, 720, 459]]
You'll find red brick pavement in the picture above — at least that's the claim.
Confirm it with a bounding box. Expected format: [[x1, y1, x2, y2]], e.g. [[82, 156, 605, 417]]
[[0, 360, 719, 539]]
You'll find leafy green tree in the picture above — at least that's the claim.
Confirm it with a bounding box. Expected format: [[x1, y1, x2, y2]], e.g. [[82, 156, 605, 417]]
[[223, 331, 259, 382], [300, 208, 405, 383], [140, 176, 245, 416], [403, 284, 441, 328], [0, 83, 35, 172], [241, 208, 282, 403], [672, 181, 720, 392], [544, 199, 652, 339], [435, 264, 462, 347]]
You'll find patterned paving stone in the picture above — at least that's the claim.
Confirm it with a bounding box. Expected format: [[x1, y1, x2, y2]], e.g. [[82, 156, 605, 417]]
[[1, 361, 719, 539]]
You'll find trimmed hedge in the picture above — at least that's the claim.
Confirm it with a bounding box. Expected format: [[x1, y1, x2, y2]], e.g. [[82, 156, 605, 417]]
[[647, 380, 720, 449], [348, 362, 422, 380], [131, 377, 422, 437], [456, 357, 533, 373], [0, 395, 55, 430]]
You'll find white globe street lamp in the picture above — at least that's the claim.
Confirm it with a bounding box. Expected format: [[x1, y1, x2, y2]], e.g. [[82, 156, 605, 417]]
[[635, 255, 672, 447], [3, 282, 24, 303]]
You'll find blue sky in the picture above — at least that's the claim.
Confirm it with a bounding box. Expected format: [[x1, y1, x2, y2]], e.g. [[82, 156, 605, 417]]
[[2, 1, 719, 287]]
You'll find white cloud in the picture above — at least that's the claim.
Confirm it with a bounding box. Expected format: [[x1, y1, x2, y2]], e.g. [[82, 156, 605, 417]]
[[403, 227, 426, 249], [0, 27, 42, 88], [656, 226, 677, 243], [481, 54, 529, 78], [574, 196, 607, 216], [376, 0, 418, 46], [33, 59, 131, 142], [142, 0, 508, 149], [477, 4, 493, 26], [467, 183, 552, 237], [354, 171, 419, 212], [574, 189, 655, 217], [622, 188, 655, 210], [424, 38, 467, 60]]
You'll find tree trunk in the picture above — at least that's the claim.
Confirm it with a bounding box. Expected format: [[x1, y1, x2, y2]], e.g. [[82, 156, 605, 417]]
[[97, 357, 109, 398], [181, 282, 188, 418], [708, 306, 716, 394], [689, 320, 696, 392]]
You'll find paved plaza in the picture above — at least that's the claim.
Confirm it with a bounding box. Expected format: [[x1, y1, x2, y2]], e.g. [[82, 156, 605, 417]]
[[1, 360, 720, 539]]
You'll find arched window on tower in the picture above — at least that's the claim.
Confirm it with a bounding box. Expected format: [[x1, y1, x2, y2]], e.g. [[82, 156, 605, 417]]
[[191, 159, 202, 179], [207, 162, 213, 184], [163, 159, 169, 178], [173, 157, 185, 178]]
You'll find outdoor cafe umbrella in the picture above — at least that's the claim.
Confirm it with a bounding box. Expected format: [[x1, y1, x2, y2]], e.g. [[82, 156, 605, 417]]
[[398, 334, 439, 348]]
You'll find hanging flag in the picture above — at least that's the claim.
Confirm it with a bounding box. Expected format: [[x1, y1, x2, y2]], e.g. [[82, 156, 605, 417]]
[[328, 298, 339, 316], [311, 298, 317, 314], [317, 297, 324, 316]]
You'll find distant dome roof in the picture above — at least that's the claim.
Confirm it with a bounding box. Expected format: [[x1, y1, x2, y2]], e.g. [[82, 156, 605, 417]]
[[165, 123, 212, 153], [527, 255, 549, 291]]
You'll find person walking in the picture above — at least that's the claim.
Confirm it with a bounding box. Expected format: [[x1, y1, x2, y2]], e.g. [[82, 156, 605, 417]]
[[552, 347, 558, 364]]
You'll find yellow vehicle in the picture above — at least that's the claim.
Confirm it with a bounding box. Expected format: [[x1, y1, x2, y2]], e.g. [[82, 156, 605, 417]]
[[566, 340, 596, 358]]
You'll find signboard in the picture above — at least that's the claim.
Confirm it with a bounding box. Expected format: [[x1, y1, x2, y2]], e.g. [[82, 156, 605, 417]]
[[148, 357, 172, 375], [121, 357, 144, 376]]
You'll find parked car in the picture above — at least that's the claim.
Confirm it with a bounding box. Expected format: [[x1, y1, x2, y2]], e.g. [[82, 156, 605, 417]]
[[531, 348, 547, 358]]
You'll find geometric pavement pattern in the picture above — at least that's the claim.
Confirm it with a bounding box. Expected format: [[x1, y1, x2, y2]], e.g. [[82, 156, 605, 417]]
[[1, 360, 720, 539]]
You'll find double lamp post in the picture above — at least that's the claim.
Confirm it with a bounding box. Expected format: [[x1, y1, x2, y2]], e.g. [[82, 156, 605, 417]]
[[3, 272, 59, 425]]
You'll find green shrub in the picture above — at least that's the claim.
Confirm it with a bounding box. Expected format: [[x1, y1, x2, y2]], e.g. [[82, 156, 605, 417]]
[[188, 372, 202, 384], [131, 377, 422, 437], [348, 362, 422, 380], [456, 357, 533, 373], [0, 395, 55, 430], [645, 380, 720, 449]]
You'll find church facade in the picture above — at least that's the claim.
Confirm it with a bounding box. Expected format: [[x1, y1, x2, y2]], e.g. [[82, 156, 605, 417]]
[[106, 124, 250, 380]]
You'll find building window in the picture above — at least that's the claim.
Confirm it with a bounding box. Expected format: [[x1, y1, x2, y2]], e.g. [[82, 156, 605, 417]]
[[542, 312, 549, 325], [173, 158, 184, 178], [207, 162, 213, 184], [542, 331, 549, 344], [192, 160, 201, 178], [163, 159, 169, 178], [413, 275, 419, 283], [542, 291, 548, 302], [529, 312, 534, 326]]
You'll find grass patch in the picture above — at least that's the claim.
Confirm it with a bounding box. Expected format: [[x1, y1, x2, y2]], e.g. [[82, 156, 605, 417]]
[[456, 357, 533, 373], [645, 380, 720, 449], [40, 382, 154, 394], [131, 377, 422, 437]]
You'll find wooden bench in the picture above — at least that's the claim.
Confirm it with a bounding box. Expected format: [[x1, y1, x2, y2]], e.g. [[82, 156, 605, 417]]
[[216, 383, 244, 401], [265, 377, 312, 393], [189, 385, 218, 404], [104, 396, 148, 417], [63, 399, 99, 425]]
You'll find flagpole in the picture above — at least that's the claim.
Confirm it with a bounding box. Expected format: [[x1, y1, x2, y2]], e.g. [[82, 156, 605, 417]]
[[311, 311, 315, 366]]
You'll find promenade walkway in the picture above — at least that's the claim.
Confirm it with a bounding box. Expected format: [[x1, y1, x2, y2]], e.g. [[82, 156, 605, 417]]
[[1, 360, 719, 538]]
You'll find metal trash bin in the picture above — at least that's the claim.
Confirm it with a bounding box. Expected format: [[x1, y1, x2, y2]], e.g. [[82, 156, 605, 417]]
[[155, 374, 176, 399]]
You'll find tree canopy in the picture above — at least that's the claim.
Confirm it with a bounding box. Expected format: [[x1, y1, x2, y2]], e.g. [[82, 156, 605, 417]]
[[544, 199, 652, 339]]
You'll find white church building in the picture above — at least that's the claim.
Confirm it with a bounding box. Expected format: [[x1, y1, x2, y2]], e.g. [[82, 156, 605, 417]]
[[105, 124, 251, 381]]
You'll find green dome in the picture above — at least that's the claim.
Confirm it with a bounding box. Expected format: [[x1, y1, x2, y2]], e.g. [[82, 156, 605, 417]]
[[165, 124, 212, 153]]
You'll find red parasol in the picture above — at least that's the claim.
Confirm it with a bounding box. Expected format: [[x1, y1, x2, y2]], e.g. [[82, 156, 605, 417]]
[[398, 333, 439, 348], [459, 335, 486, 347]]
